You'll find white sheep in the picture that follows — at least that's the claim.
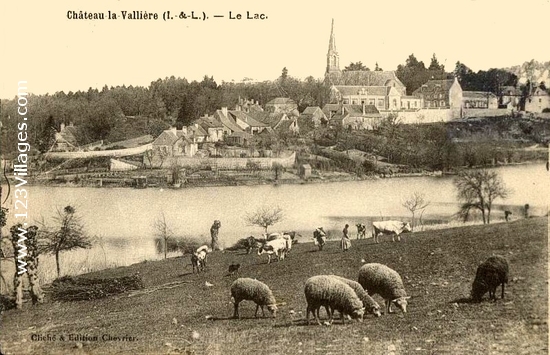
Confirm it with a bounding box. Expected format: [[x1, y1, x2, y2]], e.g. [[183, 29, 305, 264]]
[[329, 275, 381, 317], [230, 278, 278, 319], [304, 275, 365, 325], [358, 263, 410, 314]]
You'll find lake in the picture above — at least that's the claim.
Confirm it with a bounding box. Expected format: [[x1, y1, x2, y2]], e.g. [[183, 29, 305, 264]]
[[1, 163, 548, 277]]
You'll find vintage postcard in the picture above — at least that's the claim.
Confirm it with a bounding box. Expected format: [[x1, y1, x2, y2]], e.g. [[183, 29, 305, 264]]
[[0, 0, 548, 354]]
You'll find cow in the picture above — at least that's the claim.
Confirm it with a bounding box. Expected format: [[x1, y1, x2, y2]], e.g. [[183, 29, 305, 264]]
[[356, 223, 367, 239], [372, 221, 412, 243], [191, 253, 205, 273], [313, 227, 327, 251], [257, 239, 288, 264], [265, 232, 296, 254]]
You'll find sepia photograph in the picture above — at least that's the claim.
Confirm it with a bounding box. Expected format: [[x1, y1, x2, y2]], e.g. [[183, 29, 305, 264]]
[[0, 0, 548, 354]]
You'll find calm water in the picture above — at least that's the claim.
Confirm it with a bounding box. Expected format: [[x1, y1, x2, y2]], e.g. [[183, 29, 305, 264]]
[[2, 163, 548, 270]]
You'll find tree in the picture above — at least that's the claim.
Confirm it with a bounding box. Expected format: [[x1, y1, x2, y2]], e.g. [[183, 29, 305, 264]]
[[374, 62, 383, 71], [37, 115, 57, 153], [454, 170, 510, 224], [402, 192, 430, 231], [244, 205, 284, 234], [153, 212, 173, 259], [344, 61, 370, 71], [428, 53, 444, 71], [40, 205, 92, 277]]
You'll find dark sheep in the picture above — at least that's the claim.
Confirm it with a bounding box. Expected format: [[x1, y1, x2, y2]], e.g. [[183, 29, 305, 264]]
[[471, 255, 509, 302]]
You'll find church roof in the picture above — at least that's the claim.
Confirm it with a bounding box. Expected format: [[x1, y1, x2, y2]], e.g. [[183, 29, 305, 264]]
[[332, 86, 390, 97], [326, 70, 405, 88]]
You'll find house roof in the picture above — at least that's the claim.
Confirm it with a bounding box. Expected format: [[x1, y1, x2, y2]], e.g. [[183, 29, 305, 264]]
[[302, 106, 321, 115], [229, 111, 270, 127], [332, 86, 389, 97], [152, 130, 180, 146], [463, 91, 497, 99], [227, 131, 253, 139], [213, 109, 243, 133], [326, 70, 405, 88], [413, 79, 456, 96], [197, 115, 224, 129], [266, 97, 297, 106], [275, 119, 297, 133], [246, 111, 287, 129], [187, 124, 208, 137]]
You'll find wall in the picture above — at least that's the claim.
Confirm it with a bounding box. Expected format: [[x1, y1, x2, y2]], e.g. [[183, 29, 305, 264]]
[[462, 108, 511, 118], [381, 109, 457, 124], [144, 152, 296, 169]]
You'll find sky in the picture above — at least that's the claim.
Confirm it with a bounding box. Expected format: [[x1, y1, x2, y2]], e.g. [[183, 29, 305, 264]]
[[1, 0, 549, 99]]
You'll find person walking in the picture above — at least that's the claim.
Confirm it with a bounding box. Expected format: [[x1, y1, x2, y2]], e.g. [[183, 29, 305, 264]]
[[341, 224, 351, 251]]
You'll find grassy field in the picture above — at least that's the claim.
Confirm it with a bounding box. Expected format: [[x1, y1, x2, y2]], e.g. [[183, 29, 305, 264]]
[[0, 217, 547, 355]]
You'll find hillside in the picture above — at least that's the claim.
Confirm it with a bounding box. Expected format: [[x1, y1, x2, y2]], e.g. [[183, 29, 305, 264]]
[[503, 60, 550, 86], [0, 217, 547, 355]]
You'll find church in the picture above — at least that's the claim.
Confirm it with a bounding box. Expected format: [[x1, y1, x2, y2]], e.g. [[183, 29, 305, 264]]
[[324, 20, 422, 112]]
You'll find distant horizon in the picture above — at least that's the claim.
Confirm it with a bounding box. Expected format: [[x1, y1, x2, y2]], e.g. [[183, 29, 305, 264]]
[[2, 0, 549, 99]]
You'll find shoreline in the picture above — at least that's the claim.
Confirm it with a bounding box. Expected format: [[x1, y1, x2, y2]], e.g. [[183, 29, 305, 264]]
[[7, 159, 546, 190]]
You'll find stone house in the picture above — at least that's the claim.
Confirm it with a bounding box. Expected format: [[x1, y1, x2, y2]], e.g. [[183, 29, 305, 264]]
[[323, 103, 381, 130], [265, 98, 299, 116], [462, 91, 499, 109], [500, 86, 522, 110], [299, 106, 328, 127], [412, 77, 463, 110], [229, 110, 270, 134], [525, 87, 550, 113], [196, 115, 226, 142], [151, 128, 198, 157]]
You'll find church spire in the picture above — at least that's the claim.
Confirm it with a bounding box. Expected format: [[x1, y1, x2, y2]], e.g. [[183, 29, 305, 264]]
[[326, 19, 340, 74]]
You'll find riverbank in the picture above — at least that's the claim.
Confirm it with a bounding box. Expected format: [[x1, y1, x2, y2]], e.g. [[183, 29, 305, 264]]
[[12, 158, 547, 190], [0, 217, 547, 355]]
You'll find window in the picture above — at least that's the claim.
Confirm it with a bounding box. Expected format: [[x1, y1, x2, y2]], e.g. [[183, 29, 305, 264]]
[[377, 99, 384, 108], [369, 99, 375, 106], [343, 99, 349, 104], [440, 100, 445, 107], [393, 99, 397, 107]]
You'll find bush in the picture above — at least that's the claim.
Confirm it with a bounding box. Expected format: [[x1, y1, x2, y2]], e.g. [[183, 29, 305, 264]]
[[51, 274, 144, 301], [155, 236, 207, 255], [542, 108, 550, 113]]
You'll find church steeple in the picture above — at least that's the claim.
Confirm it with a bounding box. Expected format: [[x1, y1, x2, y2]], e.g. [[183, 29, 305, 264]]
[[326, 19, 340, 74]]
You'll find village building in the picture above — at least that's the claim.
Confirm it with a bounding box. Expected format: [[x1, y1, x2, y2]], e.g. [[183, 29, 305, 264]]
[[151, 127, 198, 157], [323, 19, 421, 114], [195, 115, 226, 142], [500, 86, 522, 110], [299, 106, 328, 127], [525, 87, 550, 113], [265, 98, 299, 116], [412, 78, 463, 109], [234, 97, 264, 113], [462, 91, 499, 109], [322, 103, 382, 130], [52, 122, 79, 152], [229, 110, 270, 134]]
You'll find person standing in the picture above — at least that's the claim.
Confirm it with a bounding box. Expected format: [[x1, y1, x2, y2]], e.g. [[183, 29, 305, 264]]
[[210, 220, 221, 251], [341, 224, 351, 251]]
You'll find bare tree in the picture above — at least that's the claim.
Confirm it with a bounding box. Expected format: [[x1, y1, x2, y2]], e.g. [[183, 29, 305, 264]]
[[454, 169, 510, 224], [39, 205, 92, 277], [153, 212, 173, 259], [402, 192, 430, 231], [244, 205, 284, 234]]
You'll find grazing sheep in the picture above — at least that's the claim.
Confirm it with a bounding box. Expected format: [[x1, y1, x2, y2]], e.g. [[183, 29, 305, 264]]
[[228, 263, 241, 275], [230, 278, 278, 319], [304, 275, 364, 325], [471, 255, 509, 302], [358, 263, 410, 314], [329, 275, 381, 317]]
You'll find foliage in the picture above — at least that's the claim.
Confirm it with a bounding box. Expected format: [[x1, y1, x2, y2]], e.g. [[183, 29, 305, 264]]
[[396, 53, 449, 95], [344, 61, 370, 71], [454, 169, 510, 224], [454, 62, 518, 97], [402, 192, 430, 231], [39, 205, 92, 277], [152, 212, 173, 259], [244, 205, 284, 233]]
